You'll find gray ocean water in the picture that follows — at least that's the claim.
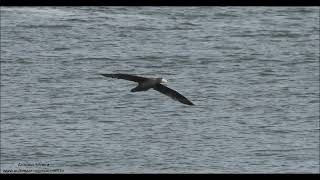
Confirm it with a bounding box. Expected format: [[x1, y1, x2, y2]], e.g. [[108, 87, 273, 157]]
[[0, 7, 319, 173]]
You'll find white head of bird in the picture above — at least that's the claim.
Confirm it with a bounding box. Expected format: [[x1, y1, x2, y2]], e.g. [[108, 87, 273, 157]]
[[160, 78, 168, 84]]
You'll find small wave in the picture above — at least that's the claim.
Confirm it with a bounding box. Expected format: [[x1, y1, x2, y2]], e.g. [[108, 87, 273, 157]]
[[308, 99, 319, 104], [180, 22, 201, 27], [62, 18, 89, 23], [214, 12, 239, 18], [270, 31, 302, 38], [76, 57, 114, 61], [17, 58, 33, 65], [53, 47, 70, 51], [165, 27, 196, 31], [18, 24, 72, 29], [127, 26, 159, 31]]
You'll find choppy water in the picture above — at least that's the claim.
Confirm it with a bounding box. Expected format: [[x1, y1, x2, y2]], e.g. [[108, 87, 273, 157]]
[[0, 7, 319, 173]]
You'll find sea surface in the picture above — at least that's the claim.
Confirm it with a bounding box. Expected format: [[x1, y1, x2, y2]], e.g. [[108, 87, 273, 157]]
[[0, 7, 319, 173]]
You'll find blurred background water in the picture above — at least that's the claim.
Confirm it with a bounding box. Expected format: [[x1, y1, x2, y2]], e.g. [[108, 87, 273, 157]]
[[0, 7, 319, 173]]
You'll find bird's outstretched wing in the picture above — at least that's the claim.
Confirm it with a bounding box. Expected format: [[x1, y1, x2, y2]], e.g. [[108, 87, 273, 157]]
[[153, 84, 194, 105], [100, 73, 147, 83]]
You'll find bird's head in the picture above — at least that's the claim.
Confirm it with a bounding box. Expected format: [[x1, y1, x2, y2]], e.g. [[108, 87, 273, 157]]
[[160, 78, 168, 85]]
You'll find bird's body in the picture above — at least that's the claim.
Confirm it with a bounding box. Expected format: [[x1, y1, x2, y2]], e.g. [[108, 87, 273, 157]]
[[131, 78, 162, 92], [100, 73, 194, 106]]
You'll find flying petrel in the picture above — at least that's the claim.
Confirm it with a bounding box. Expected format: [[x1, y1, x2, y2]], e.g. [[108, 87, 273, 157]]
[[100, 73, 194, 106]]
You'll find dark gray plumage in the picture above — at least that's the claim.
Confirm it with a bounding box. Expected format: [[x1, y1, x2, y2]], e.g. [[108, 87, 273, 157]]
[[100, 73, 194, 106]]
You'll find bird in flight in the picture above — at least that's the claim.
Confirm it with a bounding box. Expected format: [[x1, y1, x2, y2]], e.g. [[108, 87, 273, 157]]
[[100, 73, 194, 106]]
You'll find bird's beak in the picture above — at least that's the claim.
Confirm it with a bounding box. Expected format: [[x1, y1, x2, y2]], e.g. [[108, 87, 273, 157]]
[[160, 78, 168, 84]]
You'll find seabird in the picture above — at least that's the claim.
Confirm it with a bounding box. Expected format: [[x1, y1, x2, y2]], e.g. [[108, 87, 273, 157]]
[[100, 73, 194, 106]]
